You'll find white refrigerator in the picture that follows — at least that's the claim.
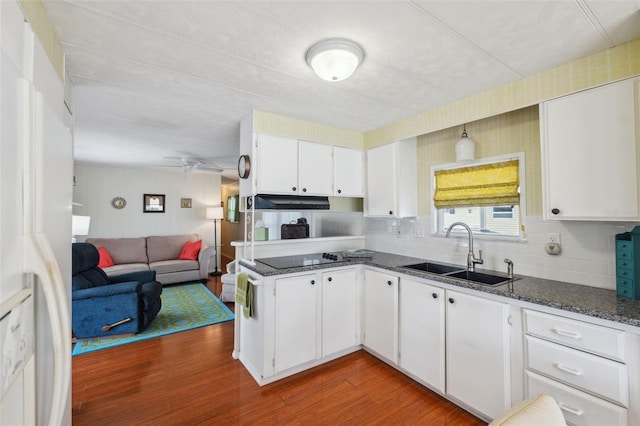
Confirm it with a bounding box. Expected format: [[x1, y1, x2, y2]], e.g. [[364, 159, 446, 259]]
[[1, 1, 73, 424]]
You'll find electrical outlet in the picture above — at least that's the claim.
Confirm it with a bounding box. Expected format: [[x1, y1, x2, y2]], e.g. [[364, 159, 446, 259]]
[[546, 233, 560, 244]]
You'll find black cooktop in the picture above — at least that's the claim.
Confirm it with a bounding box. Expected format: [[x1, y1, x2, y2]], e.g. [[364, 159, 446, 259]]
[[255, 252, 350, 270]]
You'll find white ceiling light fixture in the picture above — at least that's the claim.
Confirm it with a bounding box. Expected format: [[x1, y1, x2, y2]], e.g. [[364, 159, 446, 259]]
[[306, 38, 365, 82], [455, 124, 476, 162]]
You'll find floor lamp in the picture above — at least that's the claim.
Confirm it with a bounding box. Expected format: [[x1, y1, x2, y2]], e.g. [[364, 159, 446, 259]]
[[206, 206, 224, 276]]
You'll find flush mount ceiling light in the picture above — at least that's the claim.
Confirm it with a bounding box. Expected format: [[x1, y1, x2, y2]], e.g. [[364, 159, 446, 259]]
[[455, 124, 476, 162], [305, 38, 365, 82]]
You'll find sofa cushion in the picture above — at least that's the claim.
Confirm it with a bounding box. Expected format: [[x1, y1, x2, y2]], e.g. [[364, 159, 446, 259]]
[[87, 237, 148, 265], [147, 234, 198, 263], [102, 263, 150, 276], [98, 246, 114, 268], [179, 239, 202, 260], [149, 259, 199, 274]]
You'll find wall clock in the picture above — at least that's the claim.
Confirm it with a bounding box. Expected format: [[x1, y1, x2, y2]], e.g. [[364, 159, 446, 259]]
[[238, 154, 251, 179], [111, 196, 127, 209]]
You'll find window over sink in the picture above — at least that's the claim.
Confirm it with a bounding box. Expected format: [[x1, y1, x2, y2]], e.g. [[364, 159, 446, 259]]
[[432, 153, 526, 240]]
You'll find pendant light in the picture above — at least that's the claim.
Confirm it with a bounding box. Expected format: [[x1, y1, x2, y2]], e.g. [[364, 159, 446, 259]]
[[455, 124, 475, 162], [306, 38, 365, 82]]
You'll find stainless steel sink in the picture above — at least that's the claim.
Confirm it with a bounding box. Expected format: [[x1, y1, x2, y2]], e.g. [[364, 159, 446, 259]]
[[401, 262, 465, 275], [446, 270, 515, 286]]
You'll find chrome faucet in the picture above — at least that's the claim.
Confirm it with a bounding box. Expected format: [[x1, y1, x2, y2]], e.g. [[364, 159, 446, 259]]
[[504, 258, 514, 279], [445, 222, 483, 272]]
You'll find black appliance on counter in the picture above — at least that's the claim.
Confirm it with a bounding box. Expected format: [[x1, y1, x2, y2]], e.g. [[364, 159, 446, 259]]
[[255, 252, 350, 269], [281, 218, 309, 239]]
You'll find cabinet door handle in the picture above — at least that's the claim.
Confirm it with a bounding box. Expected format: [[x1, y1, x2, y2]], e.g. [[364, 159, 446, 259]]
[[554, 363, 582, 376], [432, 293, 438, 299], [292, 186, 297, 192], [327, 277, 332, 282], [558, 403, 584, 416], [302, 187, 307, 192], [310, 280, 315, 285], [551, 208, 560, 215], [387, 280, 392, 286], [337, 189, 342, 194], [448, 297, 454, 304], [552, 328, 582, 340], [388, 210, 393, 215]]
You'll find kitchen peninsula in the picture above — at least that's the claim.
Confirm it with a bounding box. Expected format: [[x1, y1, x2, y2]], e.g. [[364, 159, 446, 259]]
[[235, 250, 640, 425]]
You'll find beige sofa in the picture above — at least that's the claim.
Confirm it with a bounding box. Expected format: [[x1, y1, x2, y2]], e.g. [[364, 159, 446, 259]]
[[86, 234, 214, 285]]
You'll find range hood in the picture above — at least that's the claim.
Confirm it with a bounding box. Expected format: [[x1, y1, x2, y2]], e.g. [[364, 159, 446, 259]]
[[248, 194, 330, 210]]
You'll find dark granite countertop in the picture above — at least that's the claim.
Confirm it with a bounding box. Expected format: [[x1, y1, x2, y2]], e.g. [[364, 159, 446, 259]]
[[240, 251, 640, 329]]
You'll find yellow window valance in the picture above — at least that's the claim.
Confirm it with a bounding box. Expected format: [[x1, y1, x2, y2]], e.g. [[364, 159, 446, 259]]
[[434, 160, 520, 209]]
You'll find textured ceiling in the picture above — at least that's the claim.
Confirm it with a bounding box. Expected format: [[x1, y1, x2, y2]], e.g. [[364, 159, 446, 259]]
[[42, 0, 640, 180]]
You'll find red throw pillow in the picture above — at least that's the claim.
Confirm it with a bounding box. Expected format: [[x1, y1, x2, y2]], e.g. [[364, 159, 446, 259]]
[[179, 239, 202, 260], [97, 246, 114, 268]]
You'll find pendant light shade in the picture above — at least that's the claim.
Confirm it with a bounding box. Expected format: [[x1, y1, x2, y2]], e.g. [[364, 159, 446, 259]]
[[455, 125, 475, 162], [306, 39, 364, 82]]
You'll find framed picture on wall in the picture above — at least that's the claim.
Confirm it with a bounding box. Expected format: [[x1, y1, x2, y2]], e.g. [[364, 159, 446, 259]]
[[181, 198, 192, 208], [143, 194, 165, 213]]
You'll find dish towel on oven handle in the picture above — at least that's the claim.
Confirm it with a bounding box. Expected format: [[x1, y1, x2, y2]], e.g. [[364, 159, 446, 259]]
[[235, 272, 253, 319]]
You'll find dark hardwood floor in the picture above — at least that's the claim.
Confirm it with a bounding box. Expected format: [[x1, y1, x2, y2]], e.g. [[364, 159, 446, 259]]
[[72, 276, 486, 425]]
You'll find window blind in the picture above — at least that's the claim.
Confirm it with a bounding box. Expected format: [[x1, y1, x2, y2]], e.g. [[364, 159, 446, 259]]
[[434, 159, 519, 209]]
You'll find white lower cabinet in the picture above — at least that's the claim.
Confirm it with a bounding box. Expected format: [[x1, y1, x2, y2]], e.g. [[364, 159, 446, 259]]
[[527, 371, 628, 426], [399, 278, 445, 393], [274, 273, 321, 373], [363, 269, 398, 363], [272, 268, 359, 375], [524, 309, 629, 425], [322, 269, 359, 357], [446, 289, 510, 420]]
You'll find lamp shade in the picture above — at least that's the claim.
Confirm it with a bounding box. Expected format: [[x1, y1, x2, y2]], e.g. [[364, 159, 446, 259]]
[[306, 39, 364, 82], [72, 215, 91, 236], [206, 206, 224, 220], [455, 128, 475, 162]]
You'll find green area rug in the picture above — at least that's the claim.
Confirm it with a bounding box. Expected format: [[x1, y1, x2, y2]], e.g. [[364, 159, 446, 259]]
[[72, 283, 234, 356]]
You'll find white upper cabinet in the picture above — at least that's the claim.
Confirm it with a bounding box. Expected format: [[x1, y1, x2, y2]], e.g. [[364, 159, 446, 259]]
[[366, 137, 417, 218], [238, 113, 364, 198], [540, 78, 640, 221], [256, 134, 299, 195], [334, 146, 364, 197], [298, 140, 333, 196]]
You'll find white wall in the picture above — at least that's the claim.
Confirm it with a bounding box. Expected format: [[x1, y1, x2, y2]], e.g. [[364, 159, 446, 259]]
[[73, 163, 222, 249], [365, 215, 636, 290]]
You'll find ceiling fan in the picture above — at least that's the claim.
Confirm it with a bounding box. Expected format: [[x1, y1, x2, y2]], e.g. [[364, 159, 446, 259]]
[[160, 156, 226, 173]]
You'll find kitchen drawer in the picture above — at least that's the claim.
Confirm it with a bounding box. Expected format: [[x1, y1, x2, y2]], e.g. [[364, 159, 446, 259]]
[[616, 258, 634, 270], [616, 268, 634, 280], [526, 336, 628, 406], [527, 371, 628, 426], [616, 241, 633, 251], [616, 249, 633, 261], [523, 309, 626, 361], [617, 277, 634, 292]]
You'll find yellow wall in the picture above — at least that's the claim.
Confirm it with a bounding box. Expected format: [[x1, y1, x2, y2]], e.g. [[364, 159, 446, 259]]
[[19, 0, 65, 81], [366, 38, 640, 148], [253, 111, 364, 149], [417, 107, 541, 216]]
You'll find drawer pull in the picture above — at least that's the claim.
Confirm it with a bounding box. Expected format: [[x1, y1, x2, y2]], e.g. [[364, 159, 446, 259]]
[[554, 363, 583, 376], [558, 403, 584, 416], [552, 328, 581, 339]]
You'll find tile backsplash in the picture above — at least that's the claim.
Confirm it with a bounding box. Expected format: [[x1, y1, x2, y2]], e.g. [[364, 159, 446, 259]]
[[364, 215, 635, 290]]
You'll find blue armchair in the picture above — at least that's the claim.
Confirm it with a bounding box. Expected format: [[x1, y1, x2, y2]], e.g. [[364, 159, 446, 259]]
[[72, 242, 163, 339]]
